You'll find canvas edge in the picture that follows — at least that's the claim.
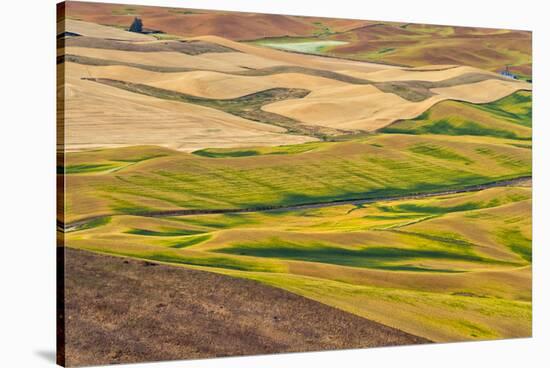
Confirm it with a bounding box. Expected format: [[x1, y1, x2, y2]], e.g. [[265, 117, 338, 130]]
[[56, 1, 67, 367]]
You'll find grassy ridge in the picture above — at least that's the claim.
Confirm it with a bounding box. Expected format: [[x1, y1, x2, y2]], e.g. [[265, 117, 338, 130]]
[[63, 134, 531, 223], [193, 142, 326, 158], [381, 91, 532, 139], [61, 163, 120, 174], [476, 91, 532, 127], [217, 240, 495, 272]]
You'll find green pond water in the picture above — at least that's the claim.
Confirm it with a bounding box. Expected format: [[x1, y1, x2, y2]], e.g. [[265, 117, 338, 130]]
[[258, 40, 348, 54]]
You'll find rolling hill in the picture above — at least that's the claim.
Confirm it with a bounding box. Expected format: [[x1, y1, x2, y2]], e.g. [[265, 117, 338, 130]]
[[61, 1, 532, 78], [57, 8, 532, 355], [58, 22, 530, 150]]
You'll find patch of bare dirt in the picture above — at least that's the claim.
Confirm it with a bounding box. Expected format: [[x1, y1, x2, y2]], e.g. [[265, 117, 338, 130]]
[[60, 248, 428, 366]]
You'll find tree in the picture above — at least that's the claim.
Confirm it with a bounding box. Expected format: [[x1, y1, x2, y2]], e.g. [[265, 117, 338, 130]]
[[129, 17, 143, 33]]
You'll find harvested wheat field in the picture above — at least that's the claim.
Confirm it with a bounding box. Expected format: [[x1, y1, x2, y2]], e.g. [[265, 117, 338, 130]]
[[193, 35, 393, 73], [60, 63, 315, 152], [343, 65, 493, 82], [62, 19, 155, 41], [71, 64, 348, 99], [60, 32, 530, 148], [63, 46, 285, 72], [262, 84, 442, 131], [432, 79, 531, 103]]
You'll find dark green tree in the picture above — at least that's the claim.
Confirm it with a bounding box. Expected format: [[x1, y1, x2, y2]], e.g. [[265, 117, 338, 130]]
[[129, 17, 143, 33]]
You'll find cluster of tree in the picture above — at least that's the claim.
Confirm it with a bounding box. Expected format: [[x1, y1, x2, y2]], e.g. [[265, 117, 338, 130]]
[[129, 17, 143, 33]]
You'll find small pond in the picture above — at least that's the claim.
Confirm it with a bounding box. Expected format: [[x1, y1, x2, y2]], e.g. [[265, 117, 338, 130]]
[[257, 40, 348, 54]]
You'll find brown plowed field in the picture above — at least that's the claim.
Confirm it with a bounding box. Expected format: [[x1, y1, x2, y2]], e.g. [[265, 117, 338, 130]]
[[61, 248, 429, 366]]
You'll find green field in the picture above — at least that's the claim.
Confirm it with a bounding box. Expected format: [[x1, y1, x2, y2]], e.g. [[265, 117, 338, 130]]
[[64, 150, 531, 341], [382, 91, 532, 139], [66, 182, 532, 341], [63, 132, 531, 224]]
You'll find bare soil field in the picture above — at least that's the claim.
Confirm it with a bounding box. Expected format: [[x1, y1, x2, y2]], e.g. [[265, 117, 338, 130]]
[[62, 248, 428, 366], [63, 2, 370, 41]]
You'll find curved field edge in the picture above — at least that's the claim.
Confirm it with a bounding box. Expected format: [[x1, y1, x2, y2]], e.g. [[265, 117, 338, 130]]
[[65, 184, 532, 342], [63, 55, 522, 104], [63, 175, 530, 231], [60, 45, 530, 138], [82, 78, 351, 139], [61, 133, 532, 223], [61, 5, 531, 77], [63, 248, 428, 366], [65, 184, 532, 276], [381, 91, 532, 139], [65, 246, 531, 343]]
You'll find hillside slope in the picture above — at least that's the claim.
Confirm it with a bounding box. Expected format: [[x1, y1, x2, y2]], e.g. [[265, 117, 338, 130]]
[[63, 248, 427, 366]]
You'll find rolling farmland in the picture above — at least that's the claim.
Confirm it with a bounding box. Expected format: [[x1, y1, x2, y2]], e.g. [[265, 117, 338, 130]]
[[62, 2, 532, 78], [65, 182, 531, 341], [57, 3, 532, 365]]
